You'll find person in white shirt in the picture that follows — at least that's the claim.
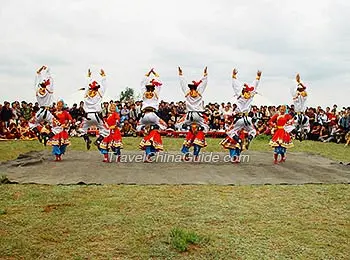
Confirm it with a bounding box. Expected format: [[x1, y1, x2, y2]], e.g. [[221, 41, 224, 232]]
[[225, 68, 262, 150], [137, 68, 167, 162], [177, 66, 208, 161], [291, 73, 310, 139], [79, 69, 109, 150], [29, 66, 62, 145]]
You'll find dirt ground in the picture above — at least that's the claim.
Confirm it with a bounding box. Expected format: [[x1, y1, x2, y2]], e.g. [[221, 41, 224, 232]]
[[0, 150, 349, 185], [0, 151, 350, 185]]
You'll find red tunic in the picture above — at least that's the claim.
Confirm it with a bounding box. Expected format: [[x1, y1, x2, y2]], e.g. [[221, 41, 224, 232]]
[[268, 113, 294, 148], [100, 112, 123, 150], [49, 110, 72, 146], [220, 130, 248, 150], [139, 129, 163, 151]]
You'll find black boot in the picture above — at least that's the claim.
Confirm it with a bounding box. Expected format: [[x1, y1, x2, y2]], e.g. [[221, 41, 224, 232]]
[[43, 132, 55, 146], [93, 135, 104, 147], [32, 127, 42, 143], [83, 134, 92, 150], [245, 135, 254, 150]]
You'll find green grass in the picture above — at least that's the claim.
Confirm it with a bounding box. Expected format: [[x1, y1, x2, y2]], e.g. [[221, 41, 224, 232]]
[[0, 136, 349, 162], [0, 184, 349, 259], [169, 227, 207, 252]]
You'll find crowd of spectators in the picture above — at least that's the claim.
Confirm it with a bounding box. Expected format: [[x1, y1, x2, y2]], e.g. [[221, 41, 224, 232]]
[[1, 99, 349, 145]]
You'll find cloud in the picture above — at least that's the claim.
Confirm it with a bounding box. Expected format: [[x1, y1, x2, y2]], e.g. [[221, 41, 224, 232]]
[[0, 0, 349, 108]]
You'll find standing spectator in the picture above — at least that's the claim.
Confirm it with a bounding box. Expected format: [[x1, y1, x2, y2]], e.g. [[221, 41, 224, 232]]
[[120, 105, 130, 123], [33, 102, 40, 113], [69, 103, 79, 120], [339, 110, 350, 132], [0, 102, 14, 127], [317, 109, 328, 125], [129, 103, 138, 121], [21, 101, 32, 121], [77, 101, 86, 122]]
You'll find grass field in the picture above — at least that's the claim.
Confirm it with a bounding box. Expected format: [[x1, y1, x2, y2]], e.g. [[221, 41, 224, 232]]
[[1, 184, 349, 259], [0, 135, 349, 162], [0, 137, 349, 259]]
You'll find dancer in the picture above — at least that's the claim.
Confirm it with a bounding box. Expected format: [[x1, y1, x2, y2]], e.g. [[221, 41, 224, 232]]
[[177, 66, 208, 161], [48, 100, 72, 161], [268, 105, 294, 164], [79, 69, 109, 150], [291, 73, 310, 141], [225, 68, 262, 151], [29, 66, 62, 145], [99, 103, 123, 163], [137, 68, 167, 162], [220, 116, 248, 163]]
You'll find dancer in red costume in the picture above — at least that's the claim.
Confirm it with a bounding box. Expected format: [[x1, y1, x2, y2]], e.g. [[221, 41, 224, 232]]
[[48, 100, 72, 161], [99, 103, 123, 163], [177, 66, 208, 161], [220, 127, 248, 163], [268, 105, 294, 164], [137, 68, 167, 162]]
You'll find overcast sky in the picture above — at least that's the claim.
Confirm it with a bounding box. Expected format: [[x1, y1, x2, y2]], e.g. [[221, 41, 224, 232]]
[[1, 0, 349, 107]]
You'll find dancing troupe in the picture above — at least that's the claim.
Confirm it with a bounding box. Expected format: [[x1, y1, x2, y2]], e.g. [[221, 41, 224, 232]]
[[30, 66, 311, 164]]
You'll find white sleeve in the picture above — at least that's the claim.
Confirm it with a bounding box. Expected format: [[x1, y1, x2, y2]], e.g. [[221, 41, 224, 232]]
[[99, 76, 107, 96], [34, 74, 40, 92], [179, 75, 188, 94], [197, 75, 208, 94], [232, 78, 242, 98], [141, 76, 149, 93], [251, 79, 260, 94]]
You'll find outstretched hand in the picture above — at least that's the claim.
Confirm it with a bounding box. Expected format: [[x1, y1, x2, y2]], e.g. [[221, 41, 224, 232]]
[[296, 73, 301, 83], [257, 70, 262, 77], [152, 68, 159, 77], [204, 66, 208, 76], [88, 69, 91, 78], [178, 66, 183, 76], [37, 65, 46, 74], [100, 69, 106, 77], [232, 68, 238, 78]]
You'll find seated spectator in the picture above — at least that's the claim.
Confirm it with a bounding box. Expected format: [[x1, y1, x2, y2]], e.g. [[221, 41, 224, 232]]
[[256, 120, 268, 135], [8, 122, 21, 139], [167, 120, 176, 131], [121, 120, 136, 137], [309, 123, 321, 141], [0, 121, 9, 139], [19, 119, 36, 140], [324, 124, 343, 143], [318, 125, 330, 142]]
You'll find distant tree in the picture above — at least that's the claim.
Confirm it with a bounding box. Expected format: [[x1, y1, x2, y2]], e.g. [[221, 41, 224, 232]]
[[120, 87, 135, 102]]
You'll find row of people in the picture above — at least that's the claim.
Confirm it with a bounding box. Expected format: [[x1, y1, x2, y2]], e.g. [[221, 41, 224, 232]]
[[30, 65, 311, 163]]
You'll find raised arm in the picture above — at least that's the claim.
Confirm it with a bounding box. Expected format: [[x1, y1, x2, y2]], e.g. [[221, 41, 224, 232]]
[[197, 67, 208, 94], [99, 69, 107, 96], [291, 73, 303, 98], [251, 70, 262, 94], [34, 66, 46, 91], [231, 68, 242, 98], [141, 68, 154, 93], [152, 69, 162, 94], [178, 66, 188, 94]]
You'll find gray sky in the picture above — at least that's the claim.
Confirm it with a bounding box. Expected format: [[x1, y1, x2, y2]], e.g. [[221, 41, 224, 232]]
[[1, 0, 349, 107]]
